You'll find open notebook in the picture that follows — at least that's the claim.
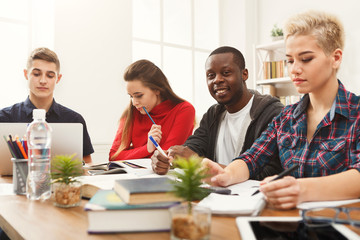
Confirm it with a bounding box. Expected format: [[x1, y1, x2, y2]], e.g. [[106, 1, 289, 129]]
[[198, 180, 266, 216], [0, 123, 83, 176]]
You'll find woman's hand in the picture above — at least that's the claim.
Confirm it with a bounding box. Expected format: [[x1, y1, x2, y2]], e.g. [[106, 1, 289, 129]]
[[259, 175, 302, 210], [147, 124, 162, 153], [202, 158, 231, 186]]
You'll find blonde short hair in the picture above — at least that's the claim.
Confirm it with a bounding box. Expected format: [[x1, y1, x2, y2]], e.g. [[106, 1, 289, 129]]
[[284, 10, 344, 55]]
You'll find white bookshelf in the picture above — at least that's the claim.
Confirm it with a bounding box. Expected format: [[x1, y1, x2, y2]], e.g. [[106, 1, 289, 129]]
[[253, 39, 300, 105]]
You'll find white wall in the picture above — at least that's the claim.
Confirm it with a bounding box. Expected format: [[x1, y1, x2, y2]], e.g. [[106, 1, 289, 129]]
[[219, 0, 257, 89], [53, 0, 132, 162]]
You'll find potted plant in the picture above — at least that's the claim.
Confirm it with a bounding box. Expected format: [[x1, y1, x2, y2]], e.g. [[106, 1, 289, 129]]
[[169, 156, 211, 240], [271, 24, 284, 41], [51, 154, 83, 208]]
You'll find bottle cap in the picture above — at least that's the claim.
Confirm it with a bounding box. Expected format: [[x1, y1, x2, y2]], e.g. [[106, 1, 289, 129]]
[[32, 109, 46, 120]]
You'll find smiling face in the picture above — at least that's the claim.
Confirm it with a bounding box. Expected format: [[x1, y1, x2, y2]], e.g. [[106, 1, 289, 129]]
[[285, 34, 341, 95], [205, 52, 249, 113], [24, 59, 61, 102], [126, 79, 161, 114]]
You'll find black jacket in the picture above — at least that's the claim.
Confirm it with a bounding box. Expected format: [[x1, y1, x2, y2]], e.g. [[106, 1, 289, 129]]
[[184, 90, 284, 180]]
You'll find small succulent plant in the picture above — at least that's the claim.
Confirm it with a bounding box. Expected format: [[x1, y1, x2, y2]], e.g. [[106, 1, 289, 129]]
[[170, 156, 210, 214], [51, 154, 83, 185]]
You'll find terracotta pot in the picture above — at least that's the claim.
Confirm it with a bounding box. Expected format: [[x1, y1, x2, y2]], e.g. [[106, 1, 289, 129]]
[[53, 181, 82, 208], [169, 202, 211, 240]]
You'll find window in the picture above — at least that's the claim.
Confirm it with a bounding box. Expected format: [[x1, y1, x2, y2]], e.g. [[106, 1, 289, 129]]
[[132, 0, 219, 118], [0, 0, 54, 108]]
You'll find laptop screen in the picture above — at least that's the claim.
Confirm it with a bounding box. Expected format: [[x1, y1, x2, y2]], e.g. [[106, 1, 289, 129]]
[[0, 123, 83, 176]]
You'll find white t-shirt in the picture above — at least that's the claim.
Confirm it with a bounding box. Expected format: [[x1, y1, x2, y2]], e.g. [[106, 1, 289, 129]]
[[216, 96, 254, 165]]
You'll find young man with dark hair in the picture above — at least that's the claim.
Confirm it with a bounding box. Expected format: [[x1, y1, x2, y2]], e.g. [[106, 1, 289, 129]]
[[151, 46, 284, 180]]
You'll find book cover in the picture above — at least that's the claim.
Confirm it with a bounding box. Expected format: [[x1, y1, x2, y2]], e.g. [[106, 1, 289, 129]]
[[85, 190, 179, 233], [114, 177, 182, 204]]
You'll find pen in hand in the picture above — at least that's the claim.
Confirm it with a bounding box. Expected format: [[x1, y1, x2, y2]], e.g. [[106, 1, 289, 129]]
[[143, 108, 172, 167], [149, 135, 167, 157], [149, 135, 173, 167], [251, 164, 300, 196]]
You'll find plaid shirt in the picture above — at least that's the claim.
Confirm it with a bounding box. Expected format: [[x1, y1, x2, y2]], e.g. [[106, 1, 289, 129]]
[[235, 80, 360, 178]]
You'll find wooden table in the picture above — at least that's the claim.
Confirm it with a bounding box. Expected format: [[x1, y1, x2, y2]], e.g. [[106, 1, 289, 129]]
[[0, 176, 359, 240]]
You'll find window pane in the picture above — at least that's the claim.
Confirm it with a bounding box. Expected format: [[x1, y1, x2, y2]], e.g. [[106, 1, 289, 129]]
[[194, 0, 219, 50], [0, 0, 28, 21], [163, 47, 192, 102], [163, 0, 191, 46], [132, 41, 161, 67], [194, 51, 216, 118], [0, 22, 29, 108], [133, 0, 160, 41]]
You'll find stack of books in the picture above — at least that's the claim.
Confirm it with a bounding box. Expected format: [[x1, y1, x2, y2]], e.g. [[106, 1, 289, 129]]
[[85, 176, 181, 233]]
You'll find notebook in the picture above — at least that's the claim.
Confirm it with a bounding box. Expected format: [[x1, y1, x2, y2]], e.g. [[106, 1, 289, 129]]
[[197, 180, 266, 216], [0, 123, 83, 176]]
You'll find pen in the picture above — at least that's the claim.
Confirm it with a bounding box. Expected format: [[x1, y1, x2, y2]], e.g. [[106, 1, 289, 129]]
[[3, 135, 16, 158], [251, 164, 300, 196], [143, 107, 156, 125], [149, 135, 167, 157]]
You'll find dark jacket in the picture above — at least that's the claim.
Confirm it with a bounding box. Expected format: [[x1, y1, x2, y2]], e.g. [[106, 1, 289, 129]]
[[184, 90, 284, 180]]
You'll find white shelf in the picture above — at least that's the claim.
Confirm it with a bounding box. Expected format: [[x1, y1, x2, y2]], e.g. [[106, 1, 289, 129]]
[[253, 39, 298, 102], [255, 40, 285, 51], [256, 77, 291, 85]]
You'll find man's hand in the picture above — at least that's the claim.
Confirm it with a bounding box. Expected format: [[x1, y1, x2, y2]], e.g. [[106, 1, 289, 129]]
[[167, 145, 198, 159], [151, 149, 171, 175], [151, 145, 198, 175]]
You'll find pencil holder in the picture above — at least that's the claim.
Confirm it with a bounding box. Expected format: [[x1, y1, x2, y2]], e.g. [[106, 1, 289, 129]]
[[11, 158, 28, 195]]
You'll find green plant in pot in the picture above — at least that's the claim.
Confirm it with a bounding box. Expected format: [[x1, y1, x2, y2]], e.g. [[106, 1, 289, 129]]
[[169, 156, 211, 240], [51, 154, 83, 208], [271, 24, 283, 40]]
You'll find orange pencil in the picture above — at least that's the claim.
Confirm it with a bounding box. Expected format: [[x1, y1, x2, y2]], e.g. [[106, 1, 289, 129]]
[[15, 136, 28, 159]]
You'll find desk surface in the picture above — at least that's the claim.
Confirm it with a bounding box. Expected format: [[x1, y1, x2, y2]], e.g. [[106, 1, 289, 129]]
[[0, 176, 359, 240]]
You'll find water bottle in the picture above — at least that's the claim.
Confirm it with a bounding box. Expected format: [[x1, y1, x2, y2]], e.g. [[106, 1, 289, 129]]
[[26, 109, 52, 200]]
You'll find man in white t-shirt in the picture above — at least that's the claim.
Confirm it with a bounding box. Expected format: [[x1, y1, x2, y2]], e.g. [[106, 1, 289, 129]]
[[151, 46, 284, 180], [216, 96, 253, 165]]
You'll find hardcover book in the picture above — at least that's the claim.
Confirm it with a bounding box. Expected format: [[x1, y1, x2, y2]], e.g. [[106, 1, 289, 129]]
[[113, 177, 182, 205], [85, 190, 180, 233]]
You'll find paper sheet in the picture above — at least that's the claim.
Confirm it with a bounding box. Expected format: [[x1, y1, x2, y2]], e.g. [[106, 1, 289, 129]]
[[198, 192, 265, 215], [227, 179, 260, 196], [0, 183, 15, 196], [198, 180, 265, 216]]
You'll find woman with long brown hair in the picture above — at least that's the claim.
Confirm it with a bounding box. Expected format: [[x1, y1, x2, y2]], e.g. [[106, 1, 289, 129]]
[[109, 59, 195, 161]]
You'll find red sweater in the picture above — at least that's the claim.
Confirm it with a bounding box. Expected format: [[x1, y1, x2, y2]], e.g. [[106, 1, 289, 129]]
[[109, 100, 195, 160]]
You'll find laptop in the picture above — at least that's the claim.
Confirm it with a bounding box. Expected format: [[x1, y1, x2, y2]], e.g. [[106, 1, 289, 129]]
[[0, 123, 83, 176]]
